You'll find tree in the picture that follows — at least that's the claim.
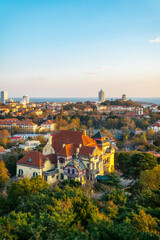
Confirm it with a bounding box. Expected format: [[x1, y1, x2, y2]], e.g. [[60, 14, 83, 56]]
[[139, 165, 160, 191], [130, 153, 157, 179], [103, 173, 122, 189], [3, 154, 19, 177], [0, 130, 10, 139], [146, 129, 155, 140], [35, 135, 47, 146], [0, 137, 7, 147], [0, 160, 10, 191], [72, 194, 98, 227], [116, 152, 157, 180], [132, 209, 158, 234], [11, 126, 20, 134], [6, 176, 50, 211]]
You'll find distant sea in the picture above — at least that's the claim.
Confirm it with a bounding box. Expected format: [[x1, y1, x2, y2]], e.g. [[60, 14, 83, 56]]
[[12, 97, 160, 105]]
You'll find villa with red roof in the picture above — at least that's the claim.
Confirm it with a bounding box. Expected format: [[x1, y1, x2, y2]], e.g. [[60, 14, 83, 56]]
[[148, 121, 160, 133], [17, 130, 115, 184]]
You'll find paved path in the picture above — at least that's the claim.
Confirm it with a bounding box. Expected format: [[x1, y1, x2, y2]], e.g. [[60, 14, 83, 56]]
[[120, 177, 134, 188]]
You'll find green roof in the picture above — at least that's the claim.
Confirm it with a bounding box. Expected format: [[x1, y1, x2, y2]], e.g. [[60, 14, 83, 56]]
[[92, 130, 106, 139], [96, 175, 109, 181], [67, 158, 87, 172]]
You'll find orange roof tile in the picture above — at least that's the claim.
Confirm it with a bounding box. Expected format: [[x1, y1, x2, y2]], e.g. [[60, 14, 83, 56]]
[[58, 143, 74, 157], [0, 146, 5, 153]]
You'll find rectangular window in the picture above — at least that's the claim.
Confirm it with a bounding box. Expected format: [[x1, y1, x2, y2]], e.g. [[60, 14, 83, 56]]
[[44, 176, 47, 181]]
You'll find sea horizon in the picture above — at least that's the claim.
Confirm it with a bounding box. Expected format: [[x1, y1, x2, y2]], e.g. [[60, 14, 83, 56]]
[[11, 97, 160, 105]]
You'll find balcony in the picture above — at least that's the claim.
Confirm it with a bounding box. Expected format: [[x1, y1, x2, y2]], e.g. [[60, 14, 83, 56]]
[[88, 168, 99, 175], [64, 172, 78, 178], [43, 169, 58, 176]]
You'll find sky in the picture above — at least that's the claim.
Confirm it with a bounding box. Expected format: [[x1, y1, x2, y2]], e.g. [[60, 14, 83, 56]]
[[0, 0, 160, 98]]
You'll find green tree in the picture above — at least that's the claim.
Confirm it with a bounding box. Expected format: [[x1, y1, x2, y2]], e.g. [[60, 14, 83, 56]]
[[6, 176, 50, 211], [116, 152, 157, 180], [72, 194, 98, 227]]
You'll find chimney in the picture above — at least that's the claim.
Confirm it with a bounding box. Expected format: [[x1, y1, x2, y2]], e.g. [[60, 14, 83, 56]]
[[76, 148, 79, 157], [62, 143, 66, 148], [48, 135, 52, 145]]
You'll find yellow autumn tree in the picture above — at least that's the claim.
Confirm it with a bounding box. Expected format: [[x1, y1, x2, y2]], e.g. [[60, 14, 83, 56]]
[[139, 165, 160, 191], [0, 159, 10, 191], [132, 209, 158, 234]]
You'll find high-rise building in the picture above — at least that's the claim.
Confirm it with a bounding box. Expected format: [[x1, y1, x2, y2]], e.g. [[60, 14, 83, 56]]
[[1, 91, 8, 104], [138, 107, 143, 115], [122, 94, 126, 101], [98, 89, 105, 102], [23, 95, 29, 104]]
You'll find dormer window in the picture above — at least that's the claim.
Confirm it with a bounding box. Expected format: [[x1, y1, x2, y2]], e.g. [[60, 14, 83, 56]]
[[68, 168, 70, 173], [72, 169, 75, 174], [28, 158, 32, 162]]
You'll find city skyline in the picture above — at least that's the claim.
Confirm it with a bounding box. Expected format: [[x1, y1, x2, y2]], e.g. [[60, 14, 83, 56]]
[[0, 0, 160, 97]]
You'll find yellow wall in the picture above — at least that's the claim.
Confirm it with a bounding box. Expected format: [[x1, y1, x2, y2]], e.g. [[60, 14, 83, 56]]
[[43, 159, 52, 171]]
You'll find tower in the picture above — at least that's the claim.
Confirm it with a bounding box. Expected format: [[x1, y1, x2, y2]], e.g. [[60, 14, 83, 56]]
[[122, 94, 126, 101], [138, 107, 143, 115], [23, 95, 29, 104], [98, 89, 105, 102], [1, 91, 8, 104]]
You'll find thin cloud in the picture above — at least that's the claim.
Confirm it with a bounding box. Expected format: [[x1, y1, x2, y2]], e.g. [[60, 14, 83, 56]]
[[99, 65, 107, 70], [149, 37, 160, 43], [32, 75, 46, 82], [87, 72, 99, 75]]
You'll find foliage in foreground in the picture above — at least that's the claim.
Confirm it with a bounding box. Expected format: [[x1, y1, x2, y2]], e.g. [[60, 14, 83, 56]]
[[0, 176, 160, 239]]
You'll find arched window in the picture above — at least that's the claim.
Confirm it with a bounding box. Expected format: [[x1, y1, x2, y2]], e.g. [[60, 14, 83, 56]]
[[72, 169, 75, 174], [61, 173, 64, 180], [59, 158, 64, 164], [68, 168, 70, 173], [18, 169, 23, 175], [33, 172, 38, 177]]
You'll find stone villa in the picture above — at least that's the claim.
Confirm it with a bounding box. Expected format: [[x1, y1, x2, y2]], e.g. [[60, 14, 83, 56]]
[[17, 130, 115, 184]]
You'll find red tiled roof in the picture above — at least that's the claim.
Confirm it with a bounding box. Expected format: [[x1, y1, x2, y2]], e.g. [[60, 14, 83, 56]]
[[58, 143, 74, 157], [79, 146, 95, 156], [42, 120, 55, 125], [0, 118, 21, 125], [51, 130, 100, 156], [151, 123, 160, 127], [44, 154, 57, 163], [17, 151, 44, 168], [52, 130, 85, 148], [0, 146, 5, 153], [18, 120, 37, 126], [0, 119, 37, 126]]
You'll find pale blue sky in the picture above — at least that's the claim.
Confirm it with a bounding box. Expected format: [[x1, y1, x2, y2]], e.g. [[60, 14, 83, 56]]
[[0, 0, 160, 98]]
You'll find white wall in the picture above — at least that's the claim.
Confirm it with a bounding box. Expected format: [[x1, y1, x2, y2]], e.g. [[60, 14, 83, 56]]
[[17, 164, 42, 178]]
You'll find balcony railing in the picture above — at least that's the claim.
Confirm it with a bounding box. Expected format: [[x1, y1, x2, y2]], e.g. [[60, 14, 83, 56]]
[[88, 168, 99, 174]]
